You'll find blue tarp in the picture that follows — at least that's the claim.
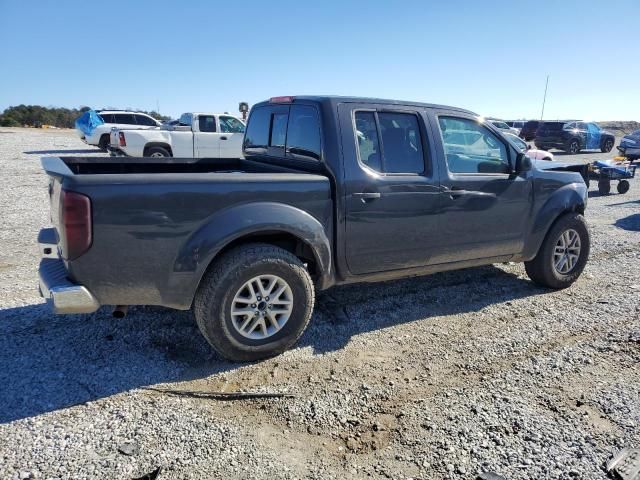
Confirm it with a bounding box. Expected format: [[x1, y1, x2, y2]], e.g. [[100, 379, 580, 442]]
[[74, 110, 104, 137]]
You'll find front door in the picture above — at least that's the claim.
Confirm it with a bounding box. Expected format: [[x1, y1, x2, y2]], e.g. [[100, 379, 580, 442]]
[[194, 114, 222, 158], [339, 103, 442, 275], [429, 113, 532, 263], [218, 115, 246, 158]]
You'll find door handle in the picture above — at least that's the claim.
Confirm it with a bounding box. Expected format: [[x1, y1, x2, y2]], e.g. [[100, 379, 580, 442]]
[[220, 136, 228, 140], [353, 192, 381, 202]]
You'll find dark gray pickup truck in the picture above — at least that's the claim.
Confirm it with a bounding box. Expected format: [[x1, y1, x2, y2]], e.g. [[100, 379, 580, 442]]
[[39, 96, 589, 361]]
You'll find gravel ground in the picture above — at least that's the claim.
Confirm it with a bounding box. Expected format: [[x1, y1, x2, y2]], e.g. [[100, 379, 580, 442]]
[[0, 128, 638, 480]]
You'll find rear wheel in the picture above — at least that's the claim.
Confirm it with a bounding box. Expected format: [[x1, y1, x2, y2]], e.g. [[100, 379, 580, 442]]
[[194, 243, 315, 362], [98, 134, 110, 151], [525, 213, 590, 289], [146, 146, 171, 157], [617, 180, 630, 194], [601, 138, 614, 153]]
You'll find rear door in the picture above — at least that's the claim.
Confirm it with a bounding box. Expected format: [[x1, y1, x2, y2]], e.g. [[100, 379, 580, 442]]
[[338, 102, 443, 274], [428, 112, 532, 263], [218, 115, 246, 158], [193, 115, 222, 158]]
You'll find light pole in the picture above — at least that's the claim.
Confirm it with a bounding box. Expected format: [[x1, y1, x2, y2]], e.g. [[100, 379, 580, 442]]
[[540, 75, 549, 120]]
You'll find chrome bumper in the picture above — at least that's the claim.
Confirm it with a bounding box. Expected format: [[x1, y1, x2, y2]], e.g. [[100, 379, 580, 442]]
[[38, 228, 100, 314]]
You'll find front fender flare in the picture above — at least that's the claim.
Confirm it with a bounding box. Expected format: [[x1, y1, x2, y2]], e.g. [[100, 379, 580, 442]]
[[522, 182, 587, 260], [168, 202, 332, 307]]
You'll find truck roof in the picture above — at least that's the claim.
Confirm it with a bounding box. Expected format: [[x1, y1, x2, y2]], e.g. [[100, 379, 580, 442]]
[[254, 95, 477, 116]]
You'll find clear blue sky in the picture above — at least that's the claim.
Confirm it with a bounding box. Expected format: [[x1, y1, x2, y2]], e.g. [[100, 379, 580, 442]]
[[1, 0, 638, 120]]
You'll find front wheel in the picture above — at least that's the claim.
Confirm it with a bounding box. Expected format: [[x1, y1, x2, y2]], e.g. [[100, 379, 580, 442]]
[[194, 243, 315, 362], [566, 139, 580, 154], [525, 213, 590, 289]]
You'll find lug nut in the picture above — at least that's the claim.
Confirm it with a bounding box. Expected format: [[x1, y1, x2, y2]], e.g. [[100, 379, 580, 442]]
[[265, 296, 270, 301], [251, 303, 256, 308], [257, 295, 262, 301]]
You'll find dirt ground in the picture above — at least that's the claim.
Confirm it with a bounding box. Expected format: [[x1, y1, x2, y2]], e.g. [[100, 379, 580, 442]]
[[0, 128, 638, 480]]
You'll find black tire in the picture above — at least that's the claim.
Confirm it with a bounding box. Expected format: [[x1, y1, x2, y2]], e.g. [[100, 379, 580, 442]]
[[146, 146, 171, 157], [617, 180, 630, 194], [98, 134, 110, 151], [601, 138, 614, 153], [194, 243, 315, 362], [566, 139, 580, 154], [598, 179, 611, 195], [524, 213, 590, 289]]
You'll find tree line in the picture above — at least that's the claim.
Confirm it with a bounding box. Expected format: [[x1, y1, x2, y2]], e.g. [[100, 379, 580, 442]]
[[0, 105, 171, 128]]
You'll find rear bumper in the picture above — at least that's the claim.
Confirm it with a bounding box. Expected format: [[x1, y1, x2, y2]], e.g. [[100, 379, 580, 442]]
[[38, 228, 100, 314]]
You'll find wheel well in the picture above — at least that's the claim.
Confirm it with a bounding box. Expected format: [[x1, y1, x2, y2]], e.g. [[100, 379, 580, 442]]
[[143, 143, 173, 156], [215, 231, 319, 279]]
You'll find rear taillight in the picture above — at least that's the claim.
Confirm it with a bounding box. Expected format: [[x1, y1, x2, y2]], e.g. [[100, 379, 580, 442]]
[[119, 132, 126, 147], [61, 190, 92, 260]]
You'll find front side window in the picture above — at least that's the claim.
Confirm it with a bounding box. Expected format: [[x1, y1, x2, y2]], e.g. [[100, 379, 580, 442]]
[[198, 115, 216, 133], [136, 115, 157, 126], [219, 116, 245, 133], [439, 116, 510, 174], [99, 113, 114, 123]]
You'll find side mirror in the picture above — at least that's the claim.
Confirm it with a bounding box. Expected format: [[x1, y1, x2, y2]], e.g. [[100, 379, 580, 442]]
[[515, 152, 533, 173], [526, 144, 532, 151]]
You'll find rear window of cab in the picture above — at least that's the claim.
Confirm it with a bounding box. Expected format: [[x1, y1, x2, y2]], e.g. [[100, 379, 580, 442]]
[[244, 104, 322, 161]]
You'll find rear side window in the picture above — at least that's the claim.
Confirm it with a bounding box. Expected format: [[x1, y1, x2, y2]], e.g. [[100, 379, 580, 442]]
[[244, 104, 322, 162], [113, 114, 136, 124], [198, 115, 216, 133], [135, 115, 157, 126], [354, 111, 425, 174]]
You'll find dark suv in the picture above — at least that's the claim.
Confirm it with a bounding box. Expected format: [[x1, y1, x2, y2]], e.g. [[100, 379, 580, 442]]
[[535, 121, 615, 154], [519, 120, 540, 141]]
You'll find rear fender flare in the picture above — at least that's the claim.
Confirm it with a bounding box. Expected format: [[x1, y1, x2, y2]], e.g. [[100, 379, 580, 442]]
[[171, 202, 332, 301]]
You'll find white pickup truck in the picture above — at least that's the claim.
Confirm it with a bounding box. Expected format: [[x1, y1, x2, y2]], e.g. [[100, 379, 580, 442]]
[[109, 112, 246, 158]]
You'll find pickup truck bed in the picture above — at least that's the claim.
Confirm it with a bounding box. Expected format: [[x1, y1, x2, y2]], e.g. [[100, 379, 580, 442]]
[[41, 156, 332, 310]]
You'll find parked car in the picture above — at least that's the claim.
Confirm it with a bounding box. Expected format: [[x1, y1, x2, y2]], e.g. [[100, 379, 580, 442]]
[[519, 120, 540, 141], [506, 120, 526, 134], [109, 112, 245, 158], [488, 119, 519, 135], [618, 129, 640, 160], [39, 95, 590, 362], [503, 132, 553, 160], [75, 110, 161, 151], [535, 121, 615, 154]]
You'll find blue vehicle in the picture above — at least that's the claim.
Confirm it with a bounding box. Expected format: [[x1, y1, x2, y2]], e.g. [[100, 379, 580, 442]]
[[535, 121, 615, 154], [618, 129, 640, 160]]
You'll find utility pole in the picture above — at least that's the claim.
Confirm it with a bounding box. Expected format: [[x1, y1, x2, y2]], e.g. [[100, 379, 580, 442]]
[[540, 75, 549, 120]]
